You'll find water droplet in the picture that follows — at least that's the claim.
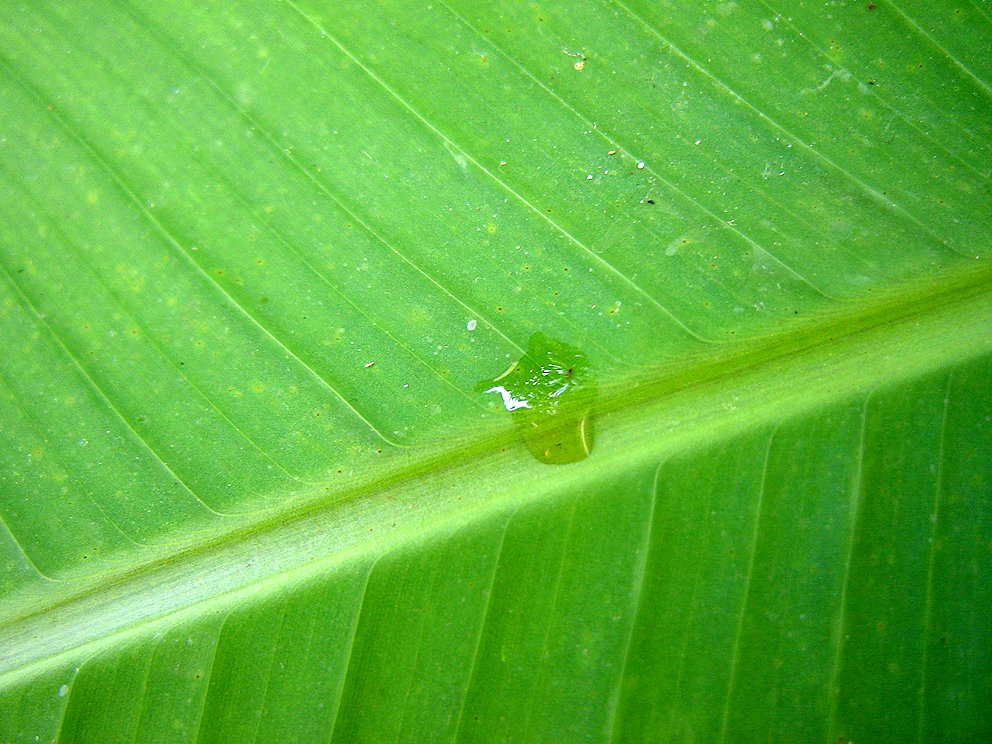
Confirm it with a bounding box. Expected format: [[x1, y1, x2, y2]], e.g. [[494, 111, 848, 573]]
[[466, 319, 478, 331], [476, 332, 597, 465], [57, 685, 68, 697]]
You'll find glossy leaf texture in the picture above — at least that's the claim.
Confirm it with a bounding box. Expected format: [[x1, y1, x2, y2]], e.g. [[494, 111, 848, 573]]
[[0, 1, 990, 742]]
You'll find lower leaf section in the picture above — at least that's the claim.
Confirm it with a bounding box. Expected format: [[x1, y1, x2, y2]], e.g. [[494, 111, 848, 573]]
[[1, 354, 989, 743]]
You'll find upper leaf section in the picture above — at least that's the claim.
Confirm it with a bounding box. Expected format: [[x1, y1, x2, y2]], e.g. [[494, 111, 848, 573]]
[[0, 1, 989, 595]]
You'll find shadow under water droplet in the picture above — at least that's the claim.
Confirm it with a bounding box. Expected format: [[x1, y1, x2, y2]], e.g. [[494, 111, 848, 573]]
[[476, 332, 597, 465]]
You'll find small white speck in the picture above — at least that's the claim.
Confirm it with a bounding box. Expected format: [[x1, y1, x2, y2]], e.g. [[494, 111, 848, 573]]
[[78, 438, 88, 447], [466, 319, 477, 331], [636, 161, 645, 169], [364, 361, 375, 368], [573, 60, 584, 71], [586, 174, 593, 180], [403, 383, 409, 389], [694, 139, 702, 145], [57, 685, 69, 698]]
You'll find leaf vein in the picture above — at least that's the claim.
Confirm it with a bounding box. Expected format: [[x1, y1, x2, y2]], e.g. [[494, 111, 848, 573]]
[[325, 558, 376, 744], [915, 372, 953, 743], [0, 54, 405, 449], [281, 0, 721, 346], [0, 260, 225, 518], [717, 426, 776, 743], [825, 393, 872, 739], [440, 0, 845, 303], [612, 0, 961, 255], [0, 169, 317, 486], [450, 516, 512, 741], [756, 0, 992, 182], [116, 0, 527, 361], [605, 462, 664, 743], [888, 0, 992, 97]]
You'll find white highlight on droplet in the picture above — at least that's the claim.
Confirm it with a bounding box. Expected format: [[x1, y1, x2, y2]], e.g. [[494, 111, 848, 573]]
[[485, 386, 531, 411], [466, 319, 478, 331]]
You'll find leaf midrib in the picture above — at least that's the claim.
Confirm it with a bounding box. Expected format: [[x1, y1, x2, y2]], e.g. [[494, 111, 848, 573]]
[[0, 263, 989, 684]]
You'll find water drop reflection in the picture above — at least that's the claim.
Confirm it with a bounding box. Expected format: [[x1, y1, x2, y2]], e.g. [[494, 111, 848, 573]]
[[477, 332, 597, 465]]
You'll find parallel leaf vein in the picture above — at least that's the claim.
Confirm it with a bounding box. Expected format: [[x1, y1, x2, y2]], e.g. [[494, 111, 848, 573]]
[[439, 0, 843, 303], [450, 517, 512, 741], [825, 392, 871, 739], [117, 0, 527, 362], [0, 54, 405, 449], [717, 426, 776, 743], [325, 559, 376, 744], [915, 372, 953, 743], [280, 0, 720, 346], [0, 366, 140, 570], [0, 171, 316, 486], [757, 0, 992, 178], [0, 260, 225, 518], [613, 0, 961, 255], [887, 0, 992, 97], [605, 463, 663, 743]]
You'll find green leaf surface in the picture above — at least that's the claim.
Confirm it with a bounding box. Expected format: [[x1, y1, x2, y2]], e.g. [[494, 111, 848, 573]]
[[0, 0, 989, 741]]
